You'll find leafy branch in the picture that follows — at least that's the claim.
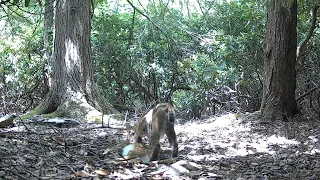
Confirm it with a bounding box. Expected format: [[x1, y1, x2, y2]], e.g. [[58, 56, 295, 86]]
[[297, 5, 319, 60], [125, 0, 175, 44]]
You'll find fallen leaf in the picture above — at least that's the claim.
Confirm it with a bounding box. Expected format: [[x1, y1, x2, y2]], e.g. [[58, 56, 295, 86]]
[[94, 169, 109, 176], [151, 174, 164, 180], [189, 171, 203, 176], [75, 170, 96, 177], [148, 166, 169, 175]]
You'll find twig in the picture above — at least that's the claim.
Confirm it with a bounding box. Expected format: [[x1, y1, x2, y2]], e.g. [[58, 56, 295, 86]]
[[125, 0, 174, 43], [57, 164, 77, 174], [9, 170, 30, 180], [296, 84, 320, 101]]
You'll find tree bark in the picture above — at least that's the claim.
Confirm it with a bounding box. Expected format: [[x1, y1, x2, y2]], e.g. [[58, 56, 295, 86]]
[[260, 0, 298, 120], [41, 0, 54, 95], [43, 0, 54, 62], [31, 0, 117, 121]]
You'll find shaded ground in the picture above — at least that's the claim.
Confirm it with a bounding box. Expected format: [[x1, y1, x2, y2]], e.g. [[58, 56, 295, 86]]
[[1, 112, 320, 179]]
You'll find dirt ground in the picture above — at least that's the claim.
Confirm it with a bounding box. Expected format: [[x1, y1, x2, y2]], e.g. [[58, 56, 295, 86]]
[[1, 112, 320, 179]]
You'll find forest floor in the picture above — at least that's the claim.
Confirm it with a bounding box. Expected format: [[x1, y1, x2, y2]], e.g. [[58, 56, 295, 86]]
[[1, 112, 320, 179]]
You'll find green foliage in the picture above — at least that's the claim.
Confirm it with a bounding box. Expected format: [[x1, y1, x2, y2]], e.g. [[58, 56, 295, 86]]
[[92, 4, 134, 105], [25, 0, 30, 7], [0, 3, 46, 114], [91, 0, 319, 118], [92, 1, 194, 107], [12, 0, 20, 5], [10, 0, 42, 7], [173, 53, 240, 117], [1, 0, 319, 119], [91, 0, 267, 117], [170, 0, 266, 117], [296, 3, 320, 118]]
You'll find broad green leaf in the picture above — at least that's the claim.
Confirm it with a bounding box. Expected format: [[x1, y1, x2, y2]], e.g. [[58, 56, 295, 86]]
[[25, 0, 30, 7], [12, 0, 19, 5]]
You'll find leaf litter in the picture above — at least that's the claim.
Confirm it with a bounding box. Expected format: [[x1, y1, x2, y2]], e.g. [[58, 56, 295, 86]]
[[0, 112, 320, 179]]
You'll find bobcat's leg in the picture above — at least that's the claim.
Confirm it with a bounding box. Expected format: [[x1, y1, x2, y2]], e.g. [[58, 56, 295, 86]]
[[149, 128, 161, 161], [165, 124, 178, 157], [150, 143, 160, 161]]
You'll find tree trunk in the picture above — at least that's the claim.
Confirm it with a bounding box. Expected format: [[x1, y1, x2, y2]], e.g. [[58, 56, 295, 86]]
[[43, 0, 54, 62], [41, 0, 54, 96], [29, 0, 118, 121], [260, 0, 298, 120]]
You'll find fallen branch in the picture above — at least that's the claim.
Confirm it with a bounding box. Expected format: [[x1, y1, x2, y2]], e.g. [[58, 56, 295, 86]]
[[296, 84, 320, 101]]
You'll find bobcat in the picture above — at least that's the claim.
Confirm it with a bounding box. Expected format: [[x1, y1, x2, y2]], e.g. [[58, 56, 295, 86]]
[[131, 103, 178, 161]]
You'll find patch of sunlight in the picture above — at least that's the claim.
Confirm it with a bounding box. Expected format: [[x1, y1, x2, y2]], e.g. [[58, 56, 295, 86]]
[[264, 135, 299, 147], [180, 113, 239, 133], [232, 135, 300, 156], [0, 20, 5, 29], [302, 135, 320, 155], [4, 74, 16, 83], [308, 135, 319, 142], [307, 149, 320, 154], [65, 39, 80, 70], [179, 113, 309, 161], [97, 131, 108, 137], [188, 154, 230, 162], [211, 113, 239, 127]]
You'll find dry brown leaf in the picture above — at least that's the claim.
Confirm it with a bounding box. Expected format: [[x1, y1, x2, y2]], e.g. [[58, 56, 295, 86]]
[[94, 169, 109, 176], [148, 166, 169, 175], [75, 170, 96, 177], [55, 137, 64, 144], [189, 171, 204, 176], [151, 174, 164, 180]]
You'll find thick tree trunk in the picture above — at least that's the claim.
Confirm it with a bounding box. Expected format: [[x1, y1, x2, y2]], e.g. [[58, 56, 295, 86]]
[[260, 0, 298, 120], [31, 0, 117, 121]]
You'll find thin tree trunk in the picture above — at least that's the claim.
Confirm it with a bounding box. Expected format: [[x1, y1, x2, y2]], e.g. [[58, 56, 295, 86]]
[[41, 0, 54, 96]]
